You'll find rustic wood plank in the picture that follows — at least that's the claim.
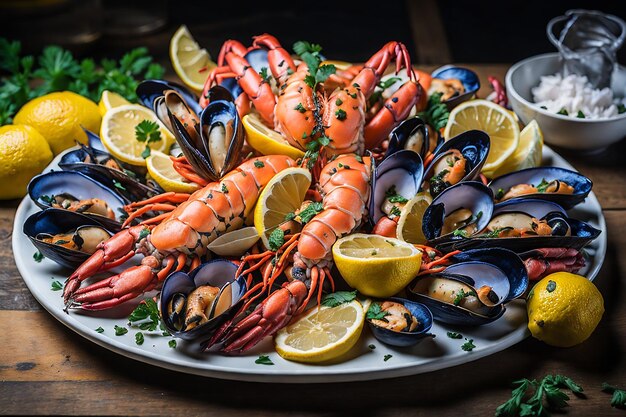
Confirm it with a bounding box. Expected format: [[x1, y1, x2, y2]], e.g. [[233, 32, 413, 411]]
[[406, 0, 451, 64]]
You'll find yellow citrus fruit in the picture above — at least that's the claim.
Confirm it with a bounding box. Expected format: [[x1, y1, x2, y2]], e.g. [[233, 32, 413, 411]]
[[242, 113, 305, 160], [0, 125, 53, 199], [170, 25, 216, 93], [146, 150, 200, 193], [98, 90, 131, 116], [444, 99, 520, 174], [274, 300, 364, 363], [332, 234, 422, 297], [14, 91, 101, 155], [527, 272, 604, 347], [396, 192, 433, 244], [100, 104, 174, 166], [254, 167, 311, 249], [483, 119, 544, 179]]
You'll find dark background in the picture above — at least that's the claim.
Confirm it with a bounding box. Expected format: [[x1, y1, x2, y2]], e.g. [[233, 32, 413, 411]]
[[1, 0, 625, 65]]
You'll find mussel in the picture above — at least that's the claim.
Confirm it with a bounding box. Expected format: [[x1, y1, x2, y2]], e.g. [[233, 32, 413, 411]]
[[408, 248, 528, 325], [385, 117, 443, 160], [366, 297, 434, 347], [489, 167, 592, 210], [137, 79, 202, 118], [370, 150, 424, 224], [160, 260, 247, 350], [23, 208, 112, 269], [424, 130, 490, 197], [430, 65, 480, 108], [28, 171, 126, 231], [165, 87, 245, 182]]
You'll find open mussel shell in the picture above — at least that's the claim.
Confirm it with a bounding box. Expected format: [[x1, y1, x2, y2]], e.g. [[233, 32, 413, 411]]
[[424, 130, 490, 197], [84, 129, 107, 152], [59, 146, 162, 203], [385, 117, 443, 159], [28, 171, 125, 231], [422, 181, 494, 245], [160, 260, 247, 349], [488, 167, 592, 210], [23, 208, 112, 269], [431, 65, 480, 108], [408, 248, 527, 326], [367, 297, 434, 347], [370, 150, 424, 223], [440, 199, 601, 253], [137, 79, 202, 116]]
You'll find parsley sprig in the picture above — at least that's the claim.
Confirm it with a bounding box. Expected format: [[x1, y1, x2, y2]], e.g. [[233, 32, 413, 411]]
[[417, 92, 450, 131], [602, 383, 626, 408], [135, 120, 162, 159], [0, 38, 164, 124], [321, 290, 357, 307]]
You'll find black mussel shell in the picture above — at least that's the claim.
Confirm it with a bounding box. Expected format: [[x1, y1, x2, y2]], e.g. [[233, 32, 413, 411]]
[[367, 297, 434, 347], [23, 208, 112, 269], [385, 117, 442, 159], [488, 167, 592, 210], [431, 65, 480, 109], [137, 79, 202, 115]]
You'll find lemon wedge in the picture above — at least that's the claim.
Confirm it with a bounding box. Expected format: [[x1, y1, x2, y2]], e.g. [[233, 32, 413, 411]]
[[98, 90, 131, 116], [170, 25, 216, 93], [101, 105, 174, 166], [145, 150, 199, 193], [483, 120, 543, 179], [243, 113, 305, 160], [444, 99, 520, 175], [396, 192, 433, 245], [274, 300, 364, 363], [332, 234, 422, 297], [254, 167, 311, 249]]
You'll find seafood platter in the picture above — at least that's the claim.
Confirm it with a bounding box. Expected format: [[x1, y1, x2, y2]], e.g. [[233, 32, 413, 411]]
[[12, 32, 606, 382]]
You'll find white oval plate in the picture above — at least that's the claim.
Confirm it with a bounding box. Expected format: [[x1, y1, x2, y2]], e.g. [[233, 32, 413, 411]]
[[12, 146, 606, 383]]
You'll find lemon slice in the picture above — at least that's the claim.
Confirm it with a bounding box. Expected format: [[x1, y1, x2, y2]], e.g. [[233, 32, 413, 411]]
[[396, 192, 433, 244], [101, 105, 174, 166], [243, 113, 305, 160], [483, 120, 543, 179], [98, 90, 131, 116], [444, 99, 520, 174], [254, 167, 311, 249], [332, 234, 422, 297], [274, 300, 364, 363], [146, 150, 200, 193], [170, 25, 216, 93]]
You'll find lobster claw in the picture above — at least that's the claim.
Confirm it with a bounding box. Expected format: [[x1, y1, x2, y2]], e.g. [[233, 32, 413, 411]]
[[220, 280, 308, 354]]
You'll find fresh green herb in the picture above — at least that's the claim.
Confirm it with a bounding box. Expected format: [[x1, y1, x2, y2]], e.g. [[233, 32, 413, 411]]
[[254, 160, 265, 168], [447, 332, 463, 339], [298, 201, 323, 224], [112, 180, 126, 191], [268, 228, 285, 251], [366, 302, 390, 321], [453, 289, 476, 306], [40, 194, 55, 204], [576, 110, 585, 118], [33, 251, 44, 263], [417, 92, 450, 131], [546, 280, 556, 292], [135, 332, 144, 345], [95, 327, 104, 333], [390, 206, 402, 217], [368, 77, 401, 106], [168, 339, 177, 348], [255, 355, 274, 365], [618, 104, 626, 114], [294, 102, 306, 113], [479, 227, 509, 238], [135, 119, 162, 159], [259, 67, 271, 83], [495, 375, 584, 417], [114, 325, 128, 336], [385, 185, 409, 203], [51, 281, 63, 291], [284, 212, 296, 222], [384, 354, 393, 362], [335, 98, 343, 106], [354, 155, 362, 163], [602, 383, 626, 408], [368, 344, 376, 350], [221, 183, 229, 193], [461, 338, 476, 351], [453, 229, 469, 237], [536, 178, 550, 193], [557, 108, 569, 116], [321, 290, 357, 307], [138, 228, 150, 241], [496, 188, 505, 200], [335, 108, 347, 120], [128, 299, 161, 331]]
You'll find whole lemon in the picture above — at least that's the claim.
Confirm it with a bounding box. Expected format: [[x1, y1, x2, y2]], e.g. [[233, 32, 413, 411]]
[[0, 125, 53, 199], [527, 272, 604, 347], [14, 91, 101, 155]]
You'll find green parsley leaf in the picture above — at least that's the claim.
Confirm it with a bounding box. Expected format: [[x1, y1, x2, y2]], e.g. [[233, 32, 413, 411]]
[[298, 201, 323, 224], [138, 228, 150, 240], [368, 344, 376, 350], [417, 92, 450, 131], [128, 299, 161, 332], [383, 354, 393, 362], [259, 67, 271, 83], [255, 355, 274, 365], [453, 289, 476, 306], [366, 302, 390, 321], [453, 229, 469, 237], [602, 383, 626, 408], [112, 179, 126, 191], [618, 104, 626, 114], [168, 339, 177, 348], [114, 325, 128, 336], [254, 160, 265, 168], [135, 120, 162, 144], [221, 183, 229, 193], [557, 108, 569, 116], [446, 331, 463, 339], [316, 64, 336, 84], [95, 327, 104, 333], [51, 281, 63, 291], [536, 178, 550, 193], [135, 332, 144, 345], [335, 108, 347, 120], [390, 206, 402, 217], [461, 339, 476, 351], [321, 290, 357, 307], [294, 102, 306, 113], [33, 251, 44, 263], [284, 212, 296, 222], [268, 228, 285, 252], [576, 110, 585, 118]]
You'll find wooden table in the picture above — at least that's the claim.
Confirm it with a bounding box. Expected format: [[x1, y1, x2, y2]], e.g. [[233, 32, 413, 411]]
[[1, 64, 625, 416]]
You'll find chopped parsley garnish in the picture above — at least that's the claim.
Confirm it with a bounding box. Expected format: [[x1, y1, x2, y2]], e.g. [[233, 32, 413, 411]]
[[128, 299, 161, 331], [254, 160, 265, 168], [446, 332, 463, 339], [138, 227, 150, 240], [383, 354, 393, 362], [366, 302, 389, 321], [112, 180, 126, 191], [259, 67, 271, 83], [95, 327, 104, 333], [168, 339, 177, 348], [389, 206, 402, 217], [335, 98, 343, 106], [135, 332, 144, 345], [453, 229, 469, 237], [461, 338, 476, 351], [453, 289, 476, 306], [495, 188, 505, 200], [255, 355, 274, 365], [268, 228, 285, 251], [284, 212, 296, 222], [576, 110, 585, 118], [602, 383, 626, 408], [417, 92, 450, 130], [557, 108, 569, 116], [385, 185, 409, 203], [368, 344, 376, 350], [135, 119, 162, 159], [114, 325, 128, 336], [321, 290, 357, 307], [51, 281, 63, 291], [294, 102, 306, 113], [33, 251, 44, 263], [618, 104, 626, 114], [335, 108, 347, 120], [536, 178, 550, 193], [221, 183, 229, 193], [298, 201, 323, 224]]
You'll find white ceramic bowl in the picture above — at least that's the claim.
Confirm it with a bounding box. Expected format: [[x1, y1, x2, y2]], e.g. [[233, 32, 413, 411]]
[[506, 53, 626, 151]]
